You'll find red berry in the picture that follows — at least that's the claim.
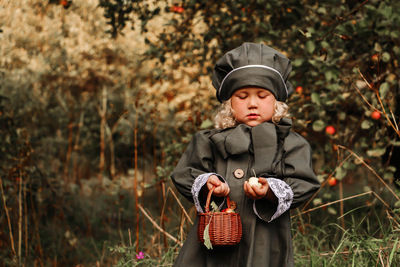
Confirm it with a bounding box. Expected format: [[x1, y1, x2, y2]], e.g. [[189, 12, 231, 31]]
[[171, 5, 184, 13], [328, 177, 337, 186], [296, 86, 303, 94], [371, 54, 379, 62], [371, 110, 381, 120], [325, 125, 336, 135]]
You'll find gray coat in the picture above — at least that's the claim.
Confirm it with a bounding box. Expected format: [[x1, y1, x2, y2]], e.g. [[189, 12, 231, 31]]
[[171, 119, 320, 267]]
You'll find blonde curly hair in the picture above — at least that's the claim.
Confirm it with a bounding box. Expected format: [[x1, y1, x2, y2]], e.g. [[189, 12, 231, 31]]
[[214, 99, 289, 129]]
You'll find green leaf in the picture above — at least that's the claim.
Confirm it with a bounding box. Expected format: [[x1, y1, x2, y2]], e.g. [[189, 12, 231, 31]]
[[317, 7, 327, 14], [361, 120, 373, 129], [292, 59, 303, 67], [210, 201, 219, 212], [312, 120, 326, 132], [367, 148, 386, 157], [325, 71, 334, 81], [313, 198, 322, 206], [200, 119, 213, 129], [327, 207, 337, 215], [393, 46, 400, 56], [380, 5, 392, 19], [374, 43, 382, 52], [321, 41, 330, 49], [389, 239, 399, 265], [317, 174, 327, 183], [383, 172, 393, 180], [390, 141, 400, 146], [390, 31, 399, 39], [382, 52, 391, 62], [363, 185, 372, 192], [311, 93, 321, 105], [203, 223, 213, 249], [306, 40, 316, 53], [379, 82, 390, 98], [335, 167, 346, 180], [387, 166, 396, 172]]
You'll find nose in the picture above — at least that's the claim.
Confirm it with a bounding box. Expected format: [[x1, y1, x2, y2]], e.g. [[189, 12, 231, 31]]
[[248, 95, 258, 108]]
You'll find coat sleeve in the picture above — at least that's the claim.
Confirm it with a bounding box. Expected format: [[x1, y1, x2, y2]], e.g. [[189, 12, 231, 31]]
[[171, 131, 222, 207], [254, 132, 320, 222], [281, 132, 320, 209]]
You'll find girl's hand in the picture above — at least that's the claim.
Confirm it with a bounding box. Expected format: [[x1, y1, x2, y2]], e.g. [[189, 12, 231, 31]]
[[207, 175, 230, 197], [244, 177, 272, 200]]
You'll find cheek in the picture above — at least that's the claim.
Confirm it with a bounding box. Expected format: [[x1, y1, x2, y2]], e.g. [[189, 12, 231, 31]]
[[261, 100, 275, 115], [231, 100, 243, 113]]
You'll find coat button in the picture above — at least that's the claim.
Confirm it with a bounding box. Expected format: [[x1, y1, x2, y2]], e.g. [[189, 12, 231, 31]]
[[233, 169, 244, 179]]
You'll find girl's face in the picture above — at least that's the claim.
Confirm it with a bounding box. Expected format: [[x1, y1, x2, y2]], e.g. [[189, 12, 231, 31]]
[[231, 87, 276, 127]]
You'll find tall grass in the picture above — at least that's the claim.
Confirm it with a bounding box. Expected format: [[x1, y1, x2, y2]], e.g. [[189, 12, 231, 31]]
[[293, 208, 400, 266], [111, 185, 400, 267]]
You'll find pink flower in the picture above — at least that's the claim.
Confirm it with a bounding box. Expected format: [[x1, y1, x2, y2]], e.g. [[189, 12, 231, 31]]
[[136, 251, 144, 260]]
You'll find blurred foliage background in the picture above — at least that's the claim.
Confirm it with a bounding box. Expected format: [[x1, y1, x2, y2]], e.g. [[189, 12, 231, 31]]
[[0, 0, 399, 266]]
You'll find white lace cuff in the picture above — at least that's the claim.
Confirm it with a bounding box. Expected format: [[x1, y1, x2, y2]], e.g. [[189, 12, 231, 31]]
[[253, 178, 293, 222], [191, 173, 226, 213]]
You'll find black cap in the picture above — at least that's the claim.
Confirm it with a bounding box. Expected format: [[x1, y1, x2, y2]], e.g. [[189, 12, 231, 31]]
[[212, 42, 293, 102]]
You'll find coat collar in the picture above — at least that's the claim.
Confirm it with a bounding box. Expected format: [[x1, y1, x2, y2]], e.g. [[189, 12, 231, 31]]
[[210, 119, 292, 174], [210, 119, 292, 173]]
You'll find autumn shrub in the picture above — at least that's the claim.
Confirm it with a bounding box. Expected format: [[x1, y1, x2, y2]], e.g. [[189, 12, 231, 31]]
[[101, 0, 400, 205], [101, 0, 400, 265], [0, 0, 160, 264], [0, 0, 400, 265]]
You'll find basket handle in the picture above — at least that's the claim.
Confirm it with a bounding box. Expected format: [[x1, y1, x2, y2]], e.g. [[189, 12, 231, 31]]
[[205, 185, 231, 213]]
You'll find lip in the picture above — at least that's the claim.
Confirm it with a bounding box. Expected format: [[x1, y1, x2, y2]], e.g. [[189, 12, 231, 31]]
[[246, 113, 260, 119]]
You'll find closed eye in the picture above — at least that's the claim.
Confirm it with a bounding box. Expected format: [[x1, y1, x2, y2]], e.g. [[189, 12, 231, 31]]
[[258, 92, 269, 98], [235, 93, 248, 99]]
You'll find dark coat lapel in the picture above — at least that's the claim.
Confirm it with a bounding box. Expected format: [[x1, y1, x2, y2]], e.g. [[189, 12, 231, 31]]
[[251, 122, 278, 175], [210, 124, 251, 159], [210, 119, 292, 176]]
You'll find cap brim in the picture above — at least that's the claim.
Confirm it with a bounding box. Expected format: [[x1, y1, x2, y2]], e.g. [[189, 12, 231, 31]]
[[217, 67, 287, 102]]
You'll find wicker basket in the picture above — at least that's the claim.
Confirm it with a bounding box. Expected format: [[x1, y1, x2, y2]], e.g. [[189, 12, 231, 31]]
[[197, 187, 242, 246]]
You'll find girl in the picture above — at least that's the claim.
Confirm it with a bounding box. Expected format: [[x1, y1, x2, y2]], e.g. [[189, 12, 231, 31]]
[[171, 43, 320, 267]]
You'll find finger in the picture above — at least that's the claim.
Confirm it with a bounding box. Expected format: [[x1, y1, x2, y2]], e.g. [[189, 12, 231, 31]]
[[258, 178, 269, 191], [213, 183, 228, 196], [246, 182, 267, 199], [221, 183, 229, 196], [258, 177, 268, 185], [214, 183, 228, 194], [252, 185, 267, 198], [244, 182, 251, 197], [223, 183, 230, 196], [209, 175, 221, 186], [207, 180, 215, 191], [245, 182, 257, 197], [213, 184, 222, 194], [207, 176, 220, 190], [243, 182, 253, 198]]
